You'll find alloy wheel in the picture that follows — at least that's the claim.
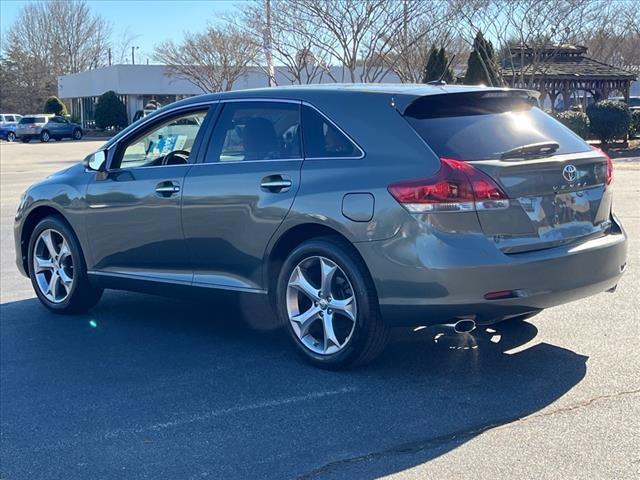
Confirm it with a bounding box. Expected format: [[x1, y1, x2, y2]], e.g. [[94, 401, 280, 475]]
[[41, 131, 50, 142], [33, 229, 74, 303], [286, 256, 357, 355], [7, 132, 15, 142], [73, 130, 82, 140]]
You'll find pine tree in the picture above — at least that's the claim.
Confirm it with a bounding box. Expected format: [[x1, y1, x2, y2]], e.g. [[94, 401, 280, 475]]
[[422, 47, 454, 83], [464, 32, 500, 86]]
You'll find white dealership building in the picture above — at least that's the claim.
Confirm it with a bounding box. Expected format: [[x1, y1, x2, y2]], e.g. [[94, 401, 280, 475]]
[[58, 64, 401, 128]]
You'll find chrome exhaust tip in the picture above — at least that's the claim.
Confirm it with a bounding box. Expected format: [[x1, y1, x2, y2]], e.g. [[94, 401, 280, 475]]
[[453, 319, 476, 334], [439, 319, 477, 334]]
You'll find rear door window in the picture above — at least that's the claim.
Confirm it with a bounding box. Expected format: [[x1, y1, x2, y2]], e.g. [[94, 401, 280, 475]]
[[302, 105, 362, 159], [207, 101, 301, 162], [403, 91, 591, 161]]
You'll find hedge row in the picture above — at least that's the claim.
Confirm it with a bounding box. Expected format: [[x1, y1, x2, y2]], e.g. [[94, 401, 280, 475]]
[[555, 100, 636, 143]]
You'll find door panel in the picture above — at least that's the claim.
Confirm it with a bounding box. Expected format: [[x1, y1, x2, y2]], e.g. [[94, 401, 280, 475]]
[[85, 165, 193, 283], [83, 106, 213, 281], [181, 100, 303, 291], [181, 160, 302, 291]]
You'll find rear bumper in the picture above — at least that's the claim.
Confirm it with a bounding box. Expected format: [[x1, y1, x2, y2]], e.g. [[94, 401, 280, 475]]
[[356, 215, 628, 327]]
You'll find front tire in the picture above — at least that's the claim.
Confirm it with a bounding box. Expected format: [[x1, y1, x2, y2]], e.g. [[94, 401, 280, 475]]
[[40, 131, 50, 142], [276, 237, 387, 369], [28, 216, 102, 314], [72, 128, 82, 140]]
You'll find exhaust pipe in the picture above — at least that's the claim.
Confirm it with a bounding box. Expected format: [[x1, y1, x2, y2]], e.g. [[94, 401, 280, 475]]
[[440, 319, 477, 334]]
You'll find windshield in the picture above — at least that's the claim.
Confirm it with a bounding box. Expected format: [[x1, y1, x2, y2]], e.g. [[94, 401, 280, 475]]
[[19, 117, 46, 124], [403, 92, 591, 161]]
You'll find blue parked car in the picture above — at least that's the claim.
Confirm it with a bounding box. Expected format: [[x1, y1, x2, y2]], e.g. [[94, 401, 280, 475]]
[[16, 115, 83, 143], [0, 113, 22, 142]]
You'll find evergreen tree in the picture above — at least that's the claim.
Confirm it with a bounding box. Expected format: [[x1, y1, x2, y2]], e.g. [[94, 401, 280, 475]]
[[464, 32, 500, 86], [94, 91, 128, 130], [43, 96, 67, 116], [422, 47, 454, 83]]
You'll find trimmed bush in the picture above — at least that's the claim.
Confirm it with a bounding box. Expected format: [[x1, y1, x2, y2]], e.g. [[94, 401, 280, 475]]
[[556, 111, 589, 139], [630, 110, 640, 138], [94, 91, 127, 130], [586, 100, 632, 144], [43, 96, 67, 116]]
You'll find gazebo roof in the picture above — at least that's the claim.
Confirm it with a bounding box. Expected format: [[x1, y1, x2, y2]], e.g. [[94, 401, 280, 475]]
[[501, 44, 636, 80]]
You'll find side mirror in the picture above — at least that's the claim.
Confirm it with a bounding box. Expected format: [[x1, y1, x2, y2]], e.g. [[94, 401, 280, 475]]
[[83, 151, 107, 172]]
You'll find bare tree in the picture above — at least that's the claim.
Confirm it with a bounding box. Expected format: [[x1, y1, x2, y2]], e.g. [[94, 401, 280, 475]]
[[1, 0, 110, 113], [280, 0, 433, 83], [388, 1, 468, 83], [239, 0, 335, 85], [455, 0, 598, 88], [154, 24, 260, 93], [5, 0, 111, 73], [573, 2, 640, 74], [114, 28, 141, 65]]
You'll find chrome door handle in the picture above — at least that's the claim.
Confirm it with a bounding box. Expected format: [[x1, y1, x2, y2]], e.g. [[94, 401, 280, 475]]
[[260, 175, 292, 192], [155, 181, 181, 197]]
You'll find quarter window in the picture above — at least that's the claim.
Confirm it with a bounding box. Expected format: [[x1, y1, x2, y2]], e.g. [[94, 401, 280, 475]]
[[207, 102, 301, 162], [115, 110, 208, 169], [302, 105, 361, 159]]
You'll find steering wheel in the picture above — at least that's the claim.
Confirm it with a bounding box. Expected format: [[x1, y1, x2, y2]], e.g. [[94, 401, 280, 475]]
[[162, 150, 190, 166]]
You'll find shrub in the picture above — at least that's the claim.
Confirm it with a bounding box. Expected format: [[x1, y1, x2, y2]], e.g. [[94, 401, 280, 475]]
[[586, 100, 632, 144], [630, 110, 640, 138], [94, 91, 127, 130], [43, 96, 67, 116], [556, 110, 589, 139]]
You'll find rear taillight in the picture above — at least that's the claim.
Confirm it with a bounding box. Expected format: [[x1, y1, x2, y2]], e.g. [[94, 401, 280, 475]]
[[591, 146, 613, 186], [388, 158, 509, 213]]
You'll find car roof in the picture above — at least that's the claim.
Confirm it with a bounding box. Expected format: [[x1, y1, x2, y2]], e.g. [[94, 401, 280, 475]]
[[174, 83, 538, 110]]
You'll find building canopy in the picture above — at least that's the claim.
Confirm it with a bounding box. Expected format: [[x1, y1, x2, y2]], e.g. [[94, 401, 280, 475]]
[[501, 44, 636, 110]]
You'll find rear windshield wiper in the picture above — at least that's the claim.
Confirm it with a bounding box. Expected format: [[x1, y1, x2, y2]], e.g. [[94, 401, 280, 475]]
[[500, 141, 559, 160]]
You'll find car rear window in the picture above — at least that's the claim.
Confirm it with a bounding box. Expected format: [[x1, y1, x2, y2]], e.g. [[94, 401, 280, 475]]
[[403, 91, 591, 161], [19, 117, 46, 124], [302, 105, 362, 159]]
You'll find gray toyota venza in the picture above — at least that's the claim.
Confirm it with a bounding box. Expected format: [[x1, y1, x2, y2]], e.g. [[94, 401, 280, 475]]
[[14, 85, 628, 368]]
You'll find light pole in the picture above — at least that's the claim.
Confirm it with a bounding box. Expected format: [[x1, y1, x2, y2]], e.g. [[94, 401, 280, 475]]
[[264, 0, 275, 87]]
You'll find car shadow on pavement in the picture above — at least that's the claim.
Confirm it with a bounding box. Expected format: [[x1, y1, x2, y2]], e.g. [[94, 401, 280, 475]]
[[0, 291, 587, 480]]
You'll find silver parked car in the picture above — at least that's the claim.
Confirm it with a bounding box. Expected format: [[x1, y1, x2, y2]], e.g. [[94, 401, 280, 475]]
[[14, 85, 628, 368], [16, 115, 83, 143]]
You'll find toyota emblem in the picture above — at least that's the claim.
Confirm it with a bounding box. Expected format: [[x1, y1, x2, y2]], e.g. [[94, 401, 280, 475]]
[[562, 164, 577, 182]]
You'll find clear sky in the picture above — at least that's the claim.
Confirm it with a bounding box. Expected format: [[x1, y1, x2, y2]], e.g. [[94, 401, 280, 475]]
[[0, 0, 239, 64]]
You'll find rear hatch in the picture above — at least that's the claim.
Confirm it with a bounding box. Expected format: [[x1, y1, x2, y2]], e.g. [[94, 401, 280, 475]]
[[402, 90, 613, 253], [17, 116, 47, 134]]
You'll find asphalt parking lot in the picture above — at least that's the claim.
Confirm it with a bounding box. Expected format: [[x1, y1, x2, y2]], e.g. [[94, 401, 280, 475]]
[[1, 140, 639, 479]]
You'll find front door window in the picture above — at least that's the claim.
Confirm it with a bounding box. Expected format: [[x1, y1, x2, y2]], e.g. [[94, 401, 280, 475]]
[[117, 110, 208, 169]]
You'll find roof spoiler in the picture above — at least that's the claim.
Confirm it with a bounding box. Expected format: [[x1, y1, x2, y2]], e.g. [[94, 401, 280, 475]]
[[392, 88, 541, 115]]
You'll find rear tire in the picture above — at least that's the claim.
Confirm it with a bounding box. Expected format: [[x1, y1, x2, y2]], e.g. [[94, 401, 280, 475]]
[[276, 236, 387, 369], [27, 216, 102, 314], [21, 137, 30, 143], [7, 132, 16, 142]]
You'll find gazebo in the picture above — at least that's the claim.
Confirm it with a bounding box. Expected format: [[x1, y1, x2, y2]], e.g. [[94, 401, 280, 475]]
[[501, 44, 636, 111]]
